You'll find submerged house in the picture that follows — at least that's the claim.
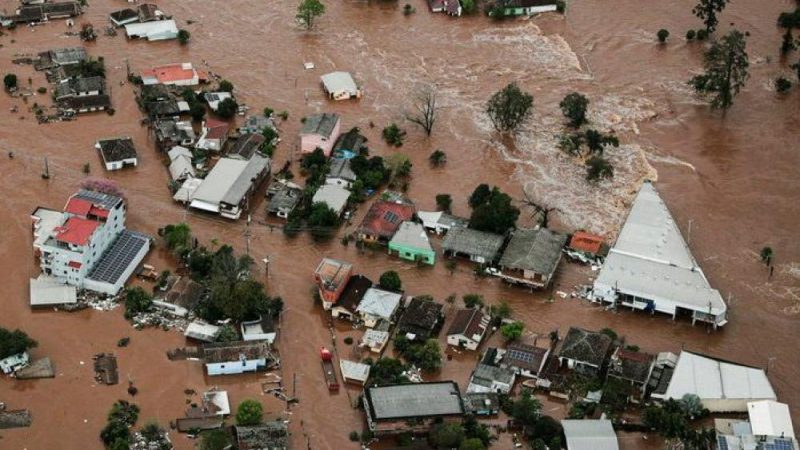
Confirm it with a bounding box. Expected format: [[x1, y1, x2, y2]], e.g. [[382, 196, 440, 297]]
[[356, 200, 415, 244], [9, 1, 82, 23], [442, 227, 505, 264], [96, 138, 138, 171], [202, 340, 272, 376], [320, 71, 362, 101], [331, 127, 368, 159], [167, 146, 195, 182], [494, 0, 558, 17], [266, 181, 302, 219], [331, 275, 372, 321], [356, 287, 403, 328], [397, 297, 443, 341], [388, 221, 435, 265], [195, 118, 229, 152], [556, 327, 613, 376], [495, 228, 567, 289], [141, 63, 203, 86], [189, 155, 270, 220], [234, 421, 289, 450], [54, 76, 105, 101], [326, 158, 357, 188], [428, 0, 462, 16], [125, 19, 178, 41], [606, 348, 655, 403], [500, 342, 551, 379], [417, 211, 468, 235], [241, 316, 277, 345], [154, 120, 196, 150], [364, 382, 465, 434], [300, 113, 341, 156], [446, 308, 491, 351], [592, 181, 728, 327], [312, 184, 350, 217], [466, 363, 516, 395], [561, 419, 620, 450]]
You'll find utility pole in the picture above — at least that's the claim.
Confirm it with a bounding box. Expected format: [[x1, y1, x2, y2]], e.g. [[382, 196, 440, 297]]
[[687, 219, 694, 244], [244, 214, 252, 256], [262, 256, 270, 279], [42, 156, 50, 179]]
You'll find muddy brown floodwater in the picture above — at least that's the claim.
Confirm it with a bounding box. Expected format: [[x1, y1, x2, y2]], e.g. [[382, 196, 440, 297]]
[[0, 0, 799, 448]]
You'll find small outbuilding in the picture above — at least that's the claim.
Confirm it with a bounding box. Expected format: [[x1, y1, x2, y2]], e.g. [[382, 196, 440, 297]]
[[340, 359, 371, 385], [356, 287, 403, 328], [561, 419, 620, 450], [312, 184, 350, 216], [125, 19, 178, 41], [320, 71, 362, 101], [96, 138, 138, 171], [240, 316, 277, 345]]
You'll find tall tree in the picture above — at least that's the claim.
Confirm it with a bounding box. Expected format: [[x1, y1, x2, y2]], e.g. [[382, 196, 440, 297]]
[[486, 82, 534, 132], [559, 92, 589, 128], [0, 327, 37, 359], [406, 84, 437, 136], [297, 0, 325, 30], [236, 399, 264, 425], [692, 0, 728, 34], [689, 29, 749, 110]]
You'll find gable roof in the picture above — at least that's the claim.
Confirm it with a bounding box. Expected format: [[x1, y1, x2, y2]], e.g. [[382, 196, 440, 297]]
[[447, 308, 490, 339], [202, 340, 271, 364], [97, 137, 137, 163], [301, 113, 340, 138], [558, 327, 613, 367], [664, 351, 776, 403], [55, 76, 105, 98], [336, 275, 372, 313], [569, 231, 604, 255], [320, 72, 359, 95], [399, 298, 443, 334], [748, 401, 795, 439], [499, 228, 567, 274], [312, 184, 350, 214], [228, 133, 264, 160], [442, 227, 505, 261], [203, 118, 229, 140], [561, 420, 620, 450], [609, 349, 654, 384], [332, 127, 368, 154], [358, 200, 415, 240], [389, 221, 433, 252], [143, 63, 197, 84], [504, 342, 549, 373], [471, 363, 516, 386], [55, 216, 99, 246], [357, 287, 402, 320], [327, 158, 357, 182]]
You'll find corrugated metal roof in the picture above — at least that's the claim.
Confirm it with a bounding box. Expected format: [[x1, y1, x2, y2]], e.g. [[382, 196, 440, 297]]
[[665, 351, 776, 403], [748, 401, 796, 439], [368, 382, 463, 420], [561, 420, 620, 450]]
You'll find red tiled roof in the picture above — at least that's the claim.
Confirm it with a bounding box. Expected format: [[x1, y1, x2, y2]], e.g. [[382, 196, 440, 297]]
[[68, 261, 82, 269], [358, 201, 415, 239], [64, 197, 92, 216], [144, 63, 197, 83], [204, 119, 229, 140], [89, 206, 109, 218], [569, 231, 603, 255], [55, 217, 100, 246]]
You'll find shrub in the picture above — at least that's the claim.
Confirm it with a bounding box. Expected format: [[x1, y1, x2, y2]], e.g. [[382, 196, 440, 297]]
[[657, 29, 669, 43], [686, 29, 696, 40], [775, 77, 792, 93], [178, 29, 191, 45], [236, 399, 263, 425], [382, 123, 406, 147], [216, 97, 238, 119], [218, 80, 234, 93], [429, 149, 447, 166], [37, 87, 47, 94], [349, 431, 360, 441], [3, 73, 17, 90], [402, 3, 415, 15], [379, 271, 402, 291], [696, 29, 708, 40], [436, 193, 452, 212], [555, 0, 566, 13], [343, 336, 354, 345]]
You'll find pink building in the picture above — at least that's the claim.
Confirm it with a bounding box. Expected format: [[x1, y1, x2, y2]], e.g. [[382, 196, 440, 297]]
[[300, 113, 341, 156]]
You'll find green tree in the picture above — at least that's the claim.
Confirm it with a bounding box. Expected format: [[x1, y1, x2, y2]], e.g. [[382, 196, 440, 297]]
[[379, 270, 402, 291], [531, 439, 547, 450], [657, 28, 670, 43], [501, 321, 524, 341], [218, 80, 234, 93], [199, 429, 232, 450], [215, 97, 238, 119], [530, 416, 563, 444], [486, 82, 534, 132], [297, 0, 326, 30], [600, 327, 618, 341], [368, 357, 409, 385], [124, 287, 153, 320], [401, 339, 442, 371], [236, 399, 263, 425], [460, 0, 477, 14], [760, 246, 774, 266], [463, 415, 492, 446], [559, 92, 589, 128], [430, 422, 465, 448], [643, 399, 690, 439], [216, 324, 239, 342], [558, 132, 584, 156], [489, 301, 512, 321], [468, 186, 520, 234], [0, 327, 37, 359], [162, 223, 192, 256], [459, 438, 485, 450], [583, 129, 619, 155], [3, 73, 18, 90], [689, 29, 749, 110], [190, 102, 206, 121], [177, 29, 191, 45], [101, 420, 131, 447], [77, 57, 105, 78], [692, 0, 728, 33], [387, 153, 412, 179], [586, 156, 614, 182], [468, 184, 492, 208], [510, 390, 542, 427], [463, 293, 484, 309], [436, 193, 452, 213], [307, 202, 341, 239]]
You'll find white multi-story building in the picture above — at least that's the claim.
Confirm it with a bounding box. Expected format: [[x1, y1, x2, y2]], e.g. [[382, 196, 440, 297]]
[[31, 189, 150, 296]]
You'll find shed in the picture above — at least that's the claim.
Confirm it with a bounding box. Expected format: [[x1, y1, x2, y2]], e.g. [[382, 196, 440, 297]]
[[312, 184, 350, 216], [561, 419, 620, 450], [241, 316, 276, 344], [184, 321, 221, 343], [320, 71, 361, 100], [29, 276, 78, 307], [340, 359, 371, 385], [361, 329, 390, 353]]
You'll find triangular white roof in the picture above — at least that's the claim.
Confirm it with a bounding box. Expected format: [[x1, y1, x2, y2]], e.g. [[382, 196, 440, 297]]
[[356, 287, 402, 320]]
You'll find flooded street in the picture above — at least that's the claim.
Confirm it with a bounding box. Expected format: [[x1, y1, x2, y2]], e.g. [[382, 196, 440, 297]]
[[0, 0, 798, 448]]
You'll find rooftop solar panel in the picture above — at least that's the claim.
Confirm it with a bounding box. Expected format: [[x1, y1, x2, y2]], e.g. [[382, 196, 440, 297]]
[[717, 436, 728, 450], [87, 230, 150, 285]]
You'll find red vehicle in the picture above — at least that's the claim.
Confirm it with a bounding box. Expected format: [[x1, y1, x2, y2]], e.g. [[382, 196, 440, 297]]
[[320, 347, 339, 391]]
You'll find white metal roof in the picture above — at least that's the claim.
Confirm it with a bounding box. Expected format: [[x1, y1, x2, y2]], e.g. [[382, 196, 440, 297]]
[[191, 158, 249, 209], [203, 390, 230, 416], [561, 420, 620, 450], [29, 276, 77, 306], [748, 401, 795, 438], [417, 211, 443, 229], [340, 359, 371, 383], [320, 71, 358, 95], [357, 287, 402, 320], [312, 184, 350, 215], [665, 352, 776, 403], [169, 155, 195, 181], [174, 177, 203, 203], [184, 321, 221, 342], [125, 20, 178, 40]]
